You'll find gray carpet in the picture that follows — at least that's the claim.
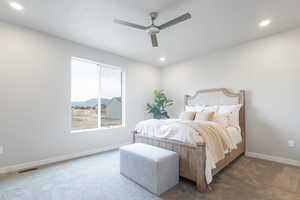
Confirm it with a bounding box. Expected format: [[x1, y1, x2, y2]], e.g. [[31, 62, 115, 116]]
[[0, 150, 299, 200]]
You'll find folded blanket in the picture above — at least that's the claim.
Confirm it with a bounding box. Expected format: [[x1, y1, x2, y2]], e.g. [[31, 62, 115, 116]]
[[181, 120, 236, 163]]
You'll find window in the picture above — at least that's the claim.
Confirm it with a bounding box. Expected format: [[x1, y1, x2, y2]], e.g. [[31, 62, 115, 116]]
[[71, 58, 124, 131]]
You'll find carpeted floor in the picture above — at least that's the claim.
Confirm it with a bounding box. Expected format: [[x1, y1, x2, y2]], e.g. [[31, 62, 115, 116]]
[[0, 150, 299, 200]]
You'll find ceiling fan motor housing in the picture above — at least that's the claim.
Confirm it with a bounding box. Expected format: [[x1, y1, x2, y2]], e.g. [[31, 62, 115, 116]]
[[147, 26, 160, 35]]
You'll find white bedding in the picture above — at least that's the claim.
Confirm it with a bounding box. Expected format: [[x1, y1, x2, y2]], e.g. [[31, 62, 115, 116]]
[[135, 119, 242, 184], [226, 126, 242, 145]]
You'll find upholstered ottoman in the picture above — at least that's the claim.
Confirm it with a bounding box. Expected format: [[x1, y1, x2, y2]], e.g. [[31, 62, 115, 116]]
[[120, 143, 179, 195]]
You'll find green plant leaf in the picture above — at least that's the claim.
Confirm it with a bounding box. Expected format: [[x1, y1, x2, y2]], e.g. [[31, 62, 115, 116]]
[[146, 90, 173, 118]]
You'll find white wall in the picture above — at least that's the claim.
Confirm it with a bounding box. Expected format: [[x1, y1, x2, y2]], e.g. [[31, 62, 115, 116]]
[[0, 22, 160, 168], [161, 28, 300, 161], [1, 21, 299, 169]]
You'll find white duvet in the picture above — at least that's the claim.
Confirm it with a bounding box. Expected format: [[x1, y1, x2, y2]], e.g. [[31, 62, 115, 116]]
[[135, 119, 241, 184]]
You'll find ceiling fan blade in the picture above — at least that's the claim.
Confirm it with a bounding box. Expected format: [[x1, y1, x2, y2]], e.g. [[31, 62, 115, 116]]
[[150, 34, 158, 47], [114, 19, 148, 30], [158, 13, 191, 30]]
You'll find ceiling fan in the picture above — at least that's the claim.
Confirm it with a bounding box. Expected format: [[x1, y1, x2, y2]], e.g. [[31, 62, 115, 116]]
[[114, 12, 192, 47]]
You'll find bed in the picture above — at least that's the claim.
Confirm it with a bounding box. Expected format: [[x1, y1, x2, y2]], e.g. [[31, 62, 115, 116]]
[[132, 88, 245, 192]]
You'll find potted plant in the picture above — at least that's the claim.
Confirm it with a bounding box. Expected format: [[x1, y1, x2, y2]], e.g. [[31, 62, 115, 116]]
[[146, 90, 173, 119]]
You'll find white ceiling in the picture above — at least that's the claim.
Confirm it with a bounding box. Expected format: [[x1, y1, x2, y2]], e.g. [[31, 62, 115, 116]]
[[1, 0, 300, 66]]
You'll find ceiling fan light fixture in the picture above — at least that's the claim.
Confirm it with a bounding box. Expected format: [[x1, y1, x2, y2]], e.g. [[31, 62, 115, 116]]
[[259, 19, 271, 27], [9, 1, 24, 11], [160, 57, 166, 62], [147, 26, 160, 35]]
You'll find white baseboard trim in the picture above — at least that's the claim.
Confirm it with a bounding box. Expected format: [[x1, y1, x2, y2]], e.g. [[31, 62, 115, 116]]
[[246, 152, 300, 167], [0, 142, 129, 174]]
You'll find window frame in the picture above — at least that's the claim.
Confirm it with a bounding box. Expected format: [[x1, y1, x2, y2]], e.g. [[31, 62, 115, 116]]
[[70, 57, 125, 133]]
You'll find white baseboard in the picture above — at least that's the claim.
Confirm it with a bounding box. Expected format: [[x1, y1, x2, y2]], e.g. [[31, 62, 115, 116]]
[[0, 142, 129, 174], [246, 152, 300, 167]]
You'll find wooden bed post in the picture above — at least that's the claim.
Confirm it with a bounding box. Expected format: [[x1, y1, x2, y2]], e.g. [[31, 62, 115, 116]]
[[195, 143, 207, 192], [132, 131, 137, 144], [239, 90, 246, 154]]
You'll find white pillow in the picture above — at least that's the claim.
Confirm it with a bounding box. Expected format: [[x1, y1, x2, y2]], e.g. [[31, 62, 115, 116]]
[[179, 112, 196, 120], [218, 104, 242, 127], [218, 104, 242, 113], [185, 105, 206, 112], [203, 105, 219, 112]]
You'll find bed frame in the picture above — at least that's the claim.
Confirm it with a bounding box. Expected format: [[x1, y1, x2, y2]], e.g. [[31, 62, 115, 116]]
[[132, 88, 245, 192]]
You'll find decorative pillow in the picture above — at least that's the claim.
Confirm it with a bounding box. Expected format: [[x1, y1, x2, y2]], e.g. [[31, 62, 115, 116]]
[[212, 112, 230, 127], [217, 104, 242, 127], [185, 105, 206, 112], [179, 112, 196, 120], [194, 112, 214, 121]]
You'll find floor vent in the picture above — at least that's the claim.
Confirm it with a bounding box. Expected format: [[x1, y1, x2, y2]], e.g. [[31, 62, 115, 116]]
[[18, 168, 39, 174]]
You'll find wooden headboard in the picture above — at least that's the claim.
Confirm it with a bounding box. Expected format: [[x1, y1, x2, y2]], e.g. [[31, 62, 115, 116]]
[[184, 88, 246, 150]]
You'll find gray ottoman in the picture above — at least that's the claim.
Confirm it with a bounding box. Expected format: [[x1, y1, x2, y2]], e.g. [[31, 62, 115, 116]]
[[120, 143, 179, 195]]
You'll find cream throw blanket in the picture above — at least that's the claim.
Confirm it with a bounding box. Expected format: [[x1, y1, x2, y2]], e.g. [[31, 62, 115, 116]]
[[135, 119, 237, 183], [181, 120, 236, 163]]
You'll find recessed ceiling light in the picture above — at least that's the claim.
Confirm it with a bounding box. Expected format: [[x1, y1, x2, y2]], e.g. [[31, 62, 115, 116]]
[[160, 57, 166, 62], [9, 1, 24, 11], [259, 19, 271, 27]]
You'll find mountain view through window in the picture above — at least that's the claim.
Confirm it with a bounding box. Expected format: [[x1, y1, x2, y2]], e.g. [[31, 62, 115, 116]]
[[71, 58, 123, 131]]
